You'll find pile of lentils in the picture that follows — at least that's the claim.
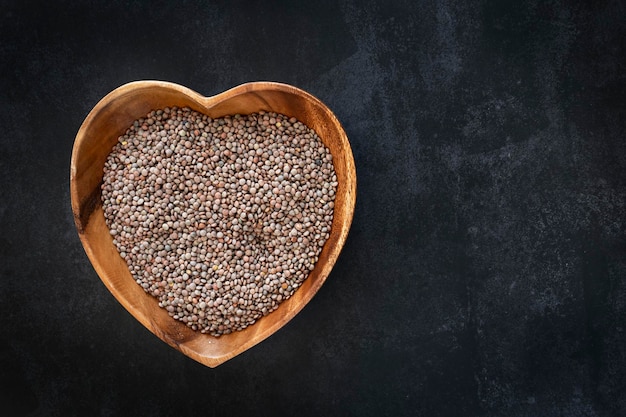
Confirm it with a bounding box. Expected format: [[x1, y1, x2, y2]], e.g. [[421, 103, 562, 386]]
[[101, 107, 337, 336]]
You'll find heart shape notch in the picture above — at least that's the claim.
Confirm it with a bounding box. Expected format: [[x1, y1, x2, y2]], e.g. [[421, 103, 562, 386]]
[[70, 81, 356, 367]]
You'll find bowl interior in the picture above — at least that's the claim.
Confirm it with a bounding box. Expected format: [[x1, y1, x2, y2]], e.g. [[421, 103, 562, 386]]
[[70, 81, 356, 367]]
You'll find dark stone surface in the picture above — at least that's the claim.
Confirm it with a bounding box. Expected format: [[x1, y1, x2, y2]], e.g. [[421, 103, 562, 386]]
[[1, 0, 624, 416]]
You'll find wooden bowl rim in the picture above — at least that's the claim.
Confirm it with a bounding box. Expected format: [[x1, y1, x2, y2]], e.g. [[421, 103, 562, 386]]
[[70, 80, 357, 367]]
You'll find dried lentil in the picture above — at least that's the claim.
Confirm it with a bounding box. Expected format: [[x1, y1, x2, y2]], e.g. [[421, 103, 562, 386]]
[[101, 108, 337, 336]]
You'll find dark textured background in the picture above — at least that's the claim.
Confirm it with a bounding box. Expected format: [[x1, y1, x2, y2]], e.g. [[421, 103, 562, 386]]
[[1, 0, 625, 416]]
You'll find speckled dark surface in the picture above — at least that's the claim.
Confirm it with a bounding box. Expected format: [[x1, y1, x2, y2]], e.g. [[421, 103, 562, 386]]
[[1, 1, 625, 416]]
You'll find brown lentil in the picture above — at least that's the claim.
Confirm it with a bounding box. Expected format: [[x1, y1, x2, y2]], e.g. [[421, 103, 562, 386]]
[[101, 108, 337, 336]]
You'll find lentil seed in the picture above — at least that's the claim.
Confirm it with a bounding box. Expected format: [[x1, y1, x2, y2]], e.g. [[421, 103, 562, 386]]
[[101, 108, 337, 336]]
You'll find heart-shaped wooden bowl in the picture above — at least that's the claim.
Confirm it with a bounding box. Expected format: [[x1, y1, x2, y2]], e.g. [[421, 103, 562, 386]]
[[70, 81, 356, 367]]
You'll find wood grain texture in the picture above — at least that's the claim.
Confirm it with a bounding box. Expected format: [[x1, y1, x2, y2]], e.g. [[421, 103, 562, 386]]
[[70, 81, 357, 367]]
